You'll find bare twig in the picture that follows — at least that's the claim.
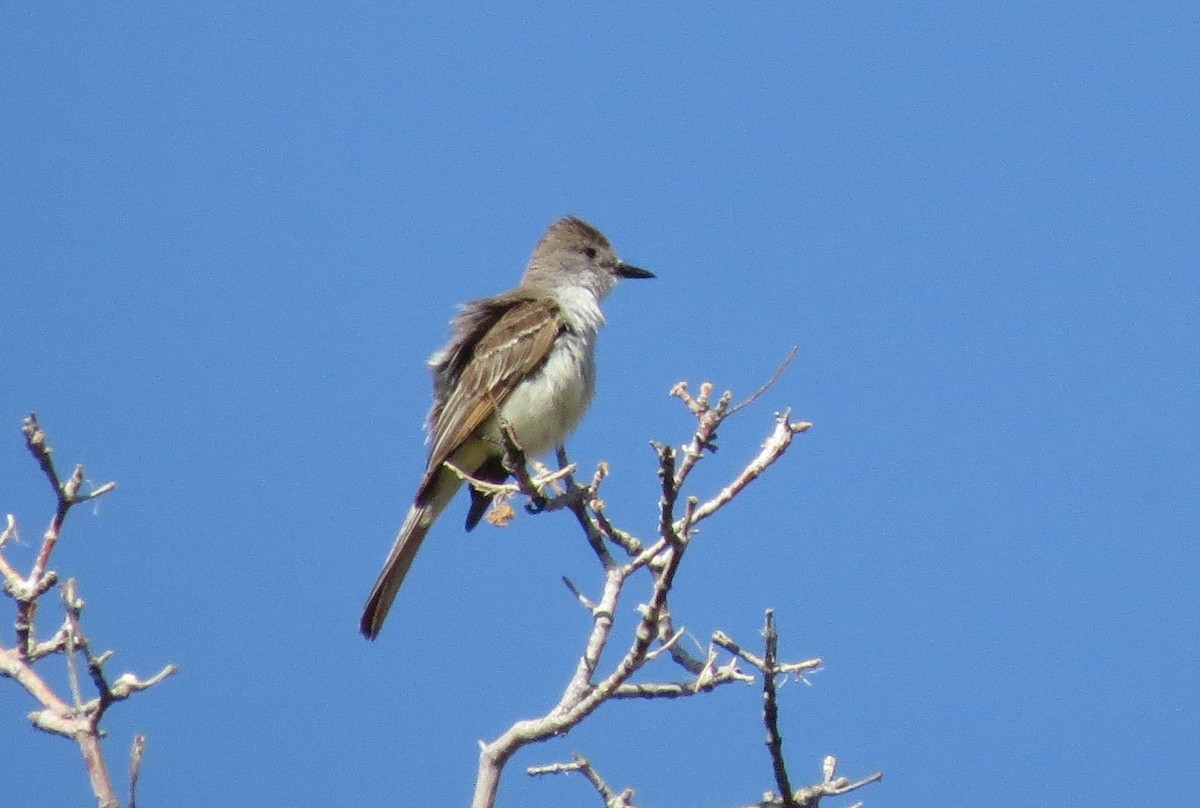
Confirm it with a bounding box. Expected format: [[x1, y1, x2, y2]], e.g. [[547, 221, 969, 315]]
[[561, 576, 597, 610], [681, 412, 811, 531], [611, 653, 754, 699], [568, 500, 614, 566], [670, 381, 729, 487], [473, 521, 687, 808], [654, 609, 707, 675], [528, 753, 637, 808], [786, 758, 883, 808], [2, 416, 176, 808], [652, 441, 683, 546], [722, 611, 881, 808], [63, 580, 86, 706], [590, 490, 643, 558], [129, 734, 146, 808], [712, 629, 767, 670], [728, 347, 798, 417], [670, 349, 798, 493], [11, 415, 117, 659], [467, 363, 869, 808], [761, 610, 794, 805], [443, 460, 574, 500], [23, 415, 117, 587]]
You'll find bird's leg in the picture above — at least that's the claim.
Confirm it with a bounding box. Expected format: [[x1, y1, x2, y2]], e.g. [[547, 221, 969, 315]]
[[518, 443, 566, 514], [497, 418, 548, 513]]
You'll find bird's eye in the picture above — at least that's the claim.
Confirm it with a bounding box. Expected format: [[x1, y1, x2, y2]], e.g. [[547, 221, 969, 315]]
[[582, 246, 598, 260]]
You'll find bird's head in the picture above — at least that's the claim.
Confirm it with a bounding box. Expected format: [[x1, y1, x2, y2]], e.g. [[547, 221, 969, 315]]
[[524, 216, 654, 300]]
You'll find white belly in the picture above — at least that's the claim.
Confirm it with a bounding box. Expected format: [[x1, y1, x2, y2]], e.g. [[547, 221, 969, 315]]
[[488, 333, 596, 457]]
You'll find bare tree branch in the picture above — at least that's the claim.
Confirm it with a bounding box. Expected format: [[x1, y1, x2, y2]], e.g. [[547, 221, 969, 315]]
[[465, 358, 863, 808], [761, 610, 795, 804], [728, 346, 798, 417], [2, 415, 177, 808], [129, 734, 146, 808], [528, 753, 638, 808], [723, 612, 881, 808], [682, 411, 811, 531]]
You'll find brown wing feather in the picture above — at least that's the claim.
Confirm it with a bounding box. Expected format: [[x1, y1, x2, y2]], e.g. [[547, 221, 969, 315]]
[[416, 297, 562, 501]]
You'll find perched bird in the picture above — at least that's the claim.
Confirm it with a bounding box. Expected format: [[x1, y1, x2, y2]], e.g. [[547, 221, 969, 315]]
[[360, 216, 654, 639]]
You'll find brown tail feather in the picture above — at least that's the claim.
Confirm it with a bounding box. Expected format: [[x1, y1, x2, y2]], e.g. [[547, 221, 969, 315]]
[[360, 505, 430, 639], [360, 468, 463, 639]]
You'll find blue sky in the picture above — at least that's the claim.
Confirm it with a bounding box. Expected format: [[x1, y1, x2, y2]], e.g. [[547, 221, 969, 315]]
[[3, 4, 1197, 807]]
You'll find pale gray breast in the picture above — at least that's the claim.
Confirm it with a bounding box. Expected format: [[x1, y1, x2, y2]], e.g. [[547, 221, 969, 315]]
[[493, 328, 596, 457]]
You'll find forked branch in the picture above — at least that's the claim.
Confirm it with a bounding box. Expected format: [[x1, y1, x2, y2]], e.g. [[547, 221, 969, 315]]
[[469, 356, 873, 808], [1, 415, 177, 808]]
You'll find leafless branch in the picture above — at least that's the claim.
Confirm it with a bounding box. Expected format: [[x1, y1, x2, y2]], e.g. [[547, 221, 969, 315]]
[[468, 359, 846, 808], [720, 612, 882, 808], [670, 380, 729, 487], [681, 411, 811, 532], [129, 734, 146, 808], [610, 652, 754, 699], [1, 415, 176, 808], [773, 757, 884, 808], [761, 610, 794, 804], [728, 346, 798, 417], [528, 753, 637, 808]]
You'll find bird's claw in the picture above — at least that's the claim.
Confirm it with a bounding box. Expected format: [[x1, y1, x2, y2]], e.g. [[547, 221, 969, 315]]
[[524, 495, 548, 515]]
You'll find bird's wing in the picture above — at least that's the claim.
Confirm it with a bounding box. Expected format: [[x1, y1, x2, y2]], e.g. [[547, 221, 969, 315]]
[[417, 295, 563, 502]]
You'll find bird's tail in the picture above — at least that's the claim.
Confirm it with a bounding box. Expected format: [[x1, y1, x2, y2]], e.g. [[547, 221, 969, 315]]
[[360, 471, 461, 639]]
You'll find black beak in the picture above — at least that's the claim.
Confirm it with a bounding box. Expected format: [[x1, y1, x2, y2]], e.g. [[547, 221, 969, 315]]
[[615, 262, 655, 280]]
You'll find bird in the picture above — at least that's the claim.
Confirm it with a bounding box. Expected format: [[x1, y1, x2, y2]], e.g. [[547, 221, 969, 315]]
[[360, 216, 654, 639]]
